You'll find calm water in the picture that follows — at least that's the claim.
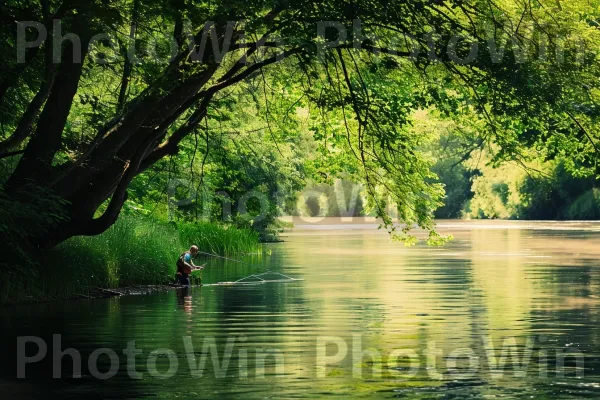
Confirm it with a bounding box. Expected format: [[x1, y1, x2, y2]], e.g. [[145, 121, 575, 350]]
[[3, 220, 600, 399]]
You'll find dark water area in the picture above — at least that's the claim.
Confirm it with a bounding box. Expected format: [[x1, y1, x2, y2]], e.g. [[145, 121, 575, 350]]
[[2, 220, 600, 399]]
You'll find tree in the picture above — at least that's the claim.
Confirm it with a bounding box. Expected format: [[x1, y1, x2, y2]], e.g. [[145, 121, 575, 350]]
[[0, 0, 599, 252]]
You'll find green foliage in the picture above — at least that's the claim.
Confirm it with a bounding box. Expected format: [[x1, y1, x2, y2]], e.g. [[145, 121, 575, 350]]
[[295, 180, 365, 217], [125, 67, 311, 242], [518, 161, 598, 219], [454, 157, 600, 221], [0, 185, 67, 294], [2, 0, 600, 251], [566, 189, 600, 220], [431, 162, 473, 219]]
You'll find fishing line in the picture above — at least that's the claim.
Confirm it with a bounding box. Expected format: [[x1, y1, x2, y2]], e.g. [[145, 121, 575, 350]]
[[195, 252, 302, 286], [202, 271, 303, 287], [196, 250, 264, 268], [196, 251, 303, 286]]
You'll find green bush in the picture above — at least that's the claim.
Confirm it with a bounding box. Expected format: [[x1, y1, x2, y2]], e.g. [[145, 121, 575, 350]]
[[565, 189, 600, 220], [431, 161, 473, 219], [0, 185, 68, 303], [518, 161, 596, 220]]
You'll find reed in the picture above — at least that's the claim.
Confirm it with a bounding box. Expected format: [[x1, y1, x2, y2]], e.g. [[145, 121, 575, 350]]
[[2, 217, 261, 303]]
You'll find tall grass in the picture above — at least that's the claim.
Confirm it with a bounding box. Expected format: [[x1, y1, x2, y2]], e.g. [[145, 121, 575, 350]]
[[3, 217, 260, 303], [178, 221, 260, 256]]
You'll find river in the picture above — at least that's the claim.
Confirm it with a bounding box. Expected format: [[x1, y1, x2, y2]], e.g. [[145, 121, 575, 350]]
[[2, 219, 600, 399]]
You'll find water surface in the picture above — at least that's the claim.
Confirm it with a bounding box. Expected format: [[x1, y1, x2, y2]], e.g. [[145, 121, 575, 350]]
[[2, 220, 600, 399]]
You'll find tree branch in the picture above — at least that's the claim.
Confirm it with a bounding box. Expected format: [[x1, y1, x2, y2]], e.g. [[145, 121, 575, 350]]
[[0, 150, 25, 160], [81, 135, 155, 236], [566, 110, 600, 155]]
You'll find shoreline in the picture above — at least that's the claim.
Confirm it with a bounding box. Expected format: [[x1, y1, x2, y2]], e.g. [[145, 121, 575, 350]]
[[79, 284, 195, 299], [4, 283, 202, 307], [280, 216, 600, 231], [9, 219, 600, 306]]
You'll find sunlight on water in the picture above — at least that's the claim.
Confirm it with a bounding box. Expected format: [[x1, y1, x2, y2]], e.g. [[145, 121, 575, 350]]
[[2, 219, 600, 399]]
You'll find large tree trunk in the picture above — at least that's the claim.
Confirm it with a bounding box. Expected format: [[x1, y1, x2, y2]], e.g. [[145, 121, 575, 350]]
[[6, 13, 92, 190], [33, 93, 215, 249], [0, 9, 298, 250]]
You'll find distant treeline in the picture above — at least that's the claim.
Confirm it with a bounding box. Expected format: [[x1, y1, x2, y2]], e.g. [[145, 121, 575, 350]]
[[293, 152, 600, 221], [433, 159, 600, 221], [291, 180, 367, 218]]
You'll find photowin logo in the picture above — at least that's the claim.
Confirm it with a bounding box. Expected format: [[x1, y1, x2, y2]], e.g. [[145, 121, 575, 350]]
[[16, 334, 585, 381], [15, 18, 588, 67]]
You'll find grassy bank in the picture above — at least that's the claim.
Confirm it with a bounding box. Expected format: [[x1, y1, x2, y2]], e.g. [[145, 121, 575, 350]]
[[2, 218, 261, 303]]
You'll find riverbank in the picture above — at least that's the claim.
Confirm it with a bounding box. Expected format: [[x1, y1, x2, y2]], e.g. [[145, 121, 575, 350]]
[[1, 217, 261, 305], [44, 284, 186, 301]]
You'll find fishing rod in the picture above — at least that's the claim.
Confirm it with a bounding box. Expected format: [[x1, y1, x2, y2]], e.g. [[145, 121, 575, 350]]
[[196, 250, 263, 268]]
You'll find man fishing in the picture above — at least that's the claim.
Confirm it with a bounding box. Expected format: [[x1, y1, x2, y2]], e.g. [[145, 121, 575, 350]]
[[176, 245, 206, 286]]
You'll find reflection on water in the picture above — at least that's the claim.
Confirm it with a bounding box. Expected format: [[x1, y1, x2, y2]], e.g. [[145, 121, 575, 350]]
[[2, 220, 600, 399]]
